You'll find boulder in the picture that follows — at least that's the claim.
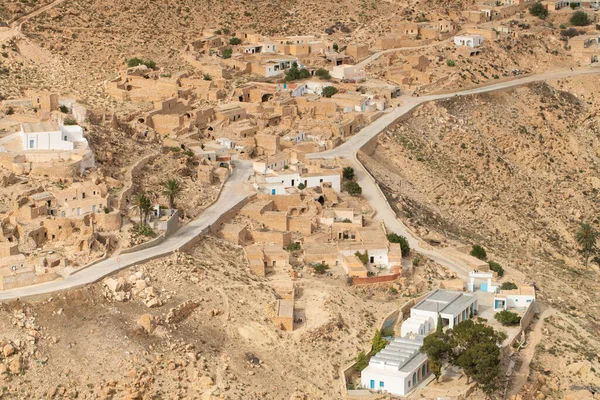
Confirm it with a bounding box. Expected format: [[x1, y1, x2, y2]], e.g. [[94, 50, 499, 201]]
[[137, 314, 155, 333], [8, 358, 21, 374], [3, 344, 15, 358], [103, 277, 122, 293]]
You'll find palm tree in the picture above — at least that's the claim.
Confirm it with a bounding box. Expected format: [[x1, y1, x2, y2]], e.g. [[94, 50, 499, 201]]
[[162, 179, 182, 210], [576, 222, 597, 268], [132, 192, 151, 226]]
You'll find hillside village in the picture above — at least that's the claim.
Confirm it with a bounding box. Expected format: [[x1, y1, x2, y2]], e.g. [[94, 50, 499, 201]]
[[0, 0, 599, 398]]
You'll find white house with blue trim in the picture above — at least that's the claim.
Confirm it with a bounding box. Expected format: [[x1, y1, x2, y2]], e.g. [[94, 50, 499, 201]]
[[360, 335, 430, 395]]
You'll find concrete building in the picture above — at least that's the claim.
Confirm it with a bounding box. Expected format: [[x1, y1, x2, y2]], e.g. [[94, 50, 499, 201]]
[[494, 286, 536, 311], [360, 335, 430, 395], [454, 34, 484, 48], [400, 289, 478, 337], [468, 270, 499, 293], [20, 122, 88, 151]]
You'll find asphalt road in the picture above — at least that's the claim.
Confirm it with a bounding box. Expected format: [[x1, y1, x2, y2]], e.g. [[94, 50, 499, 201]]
[[1, 67, 598, 299], [0, 161, 254, 300]]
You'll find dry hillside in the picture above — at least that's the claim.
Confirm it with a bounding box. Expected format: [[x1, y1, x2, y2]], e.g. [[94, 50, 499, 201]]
[[362, 76, 600, 396]]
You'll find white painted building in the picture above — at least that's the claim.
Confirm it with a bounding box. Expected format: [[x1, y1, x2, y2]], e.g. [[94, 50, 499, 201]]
[[361, 335, 430, 395], [20, 122, 87, 151], [400, 289, 478, 337], [494, 286, 535, 311], [454, 34, 484, 48], [468, 270, 499, 293], [216, 137, 235, 149], [263, 170, 341, 194], [264, 59, 303, 78]]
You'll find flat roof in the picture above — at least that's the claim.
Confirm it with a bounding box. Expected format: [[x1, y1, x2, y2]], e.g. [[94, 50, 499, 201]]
[[277, 299, 294, 318], [21, 121, 60, 133], [368, 336, 426, 373], [412, 289, 476, 316]]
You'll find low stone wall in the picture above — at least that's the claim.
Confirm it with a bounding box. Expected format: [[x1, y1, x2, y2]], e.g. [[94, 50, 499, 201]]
[[352, 273, 400, 285], [120, 234, 166, 255], [118, 153, 159, 210]]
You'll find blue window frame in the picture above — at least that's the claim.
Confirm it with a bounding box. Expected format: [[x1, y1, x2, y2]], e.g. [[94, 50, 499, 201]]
[[379, 381, 384, 388]]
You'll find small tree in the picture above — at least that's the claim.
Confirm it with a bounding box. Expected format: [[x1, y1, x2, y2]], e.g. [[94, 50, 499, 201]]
[[132, 193, 152, 226], [500, 282, 518, 290], [313, 263, 329, 274], [162, 179, 182, 210], [342, 166, 355, 180], [436, 313, 443, 334], [344, 181, 362, 196], [420, 331, 451, 382], [387, 233, 410, 256], [297, 182, 306, 190], [576, 222, 597, 268], [315, 68, 331, 80], [570, 10, 590, 26], [354, 351, 368, 372], [222, 48, 233, 59], [371, 329, 387, 354], [470, 244, 487, 260], [322, 86, 338, 98], [229, 37, 242, 45], [570, 2, 578, 9], [529, 2, 548, 19], [494, 310, 521, 326], [333, 43, 339, 52]]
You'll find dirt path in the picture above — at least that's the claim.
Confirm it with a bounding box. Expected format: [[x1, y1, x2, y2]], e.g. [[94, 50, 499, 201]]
[[0, 0, 66, 43], [507, 303, 554, 398]]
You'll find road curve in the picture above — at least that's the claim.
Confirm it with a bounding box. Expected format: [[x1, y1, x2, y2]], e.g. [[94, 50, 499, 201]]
[[307, 66, 600, 278], [1, 67, 598, 300], [0, 161, 255, 300]]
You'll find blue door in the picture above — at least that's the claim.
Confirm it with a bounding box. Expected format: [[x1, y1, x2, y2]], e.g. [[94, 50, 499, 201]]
[[480, 283, 488, 292], [370, 380, 375, 389], [271, 189, 276, 195]]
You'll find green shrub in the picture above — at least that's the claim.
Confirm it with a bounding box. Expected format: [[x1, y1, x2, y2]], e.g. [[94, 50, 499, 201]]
[[570, 10, 590, 26], [229, 37, 242, 45], [529, 2, 548, 19], [222, 48, 233, 59], [127, 58, 156, 69], [322, 86, 338, 98], [446, 59, 456, 67], [63, 118, 77, 126], [133, 224, 155, 237], [343, 166, 354, 180], [354, 351, 368, 371], [500, 282, 518, 290], [315, 68, 331, 80], [470, 244, 487, 260], [344, 181, 362, 196], [387, 233, 410, 256], [494, 310, 521, 326], [313, 263, 329, 274], [6, 106, 14, 115], [570, 2, 578, 9], [203, 73, 212, 80], [284, 242, 301, 252], [487, 261, 504, 277], [355, 250, 369, 265], [559, 24, 566, 29], [297, 182, 306, 190]]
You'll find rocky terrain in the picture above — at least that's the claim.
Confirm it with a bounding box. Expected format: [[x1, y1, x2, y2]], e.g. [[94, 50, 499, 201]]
[[363, 75, 600, 398], [0, 236, 446, 398]]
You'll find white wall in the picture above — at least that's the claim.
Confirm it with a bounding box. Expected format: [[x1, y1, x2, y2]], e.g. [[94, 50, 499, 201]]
[[302, 174, 340, 192], [361, 368, 408, 395], [506, 294, 535, 309]]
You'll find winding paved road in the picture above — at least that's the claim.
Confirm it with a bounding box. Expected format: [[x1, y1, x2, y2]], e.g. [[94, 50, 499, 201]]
[[0, 161, 254, 300], [1, 67, 598, 300]]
